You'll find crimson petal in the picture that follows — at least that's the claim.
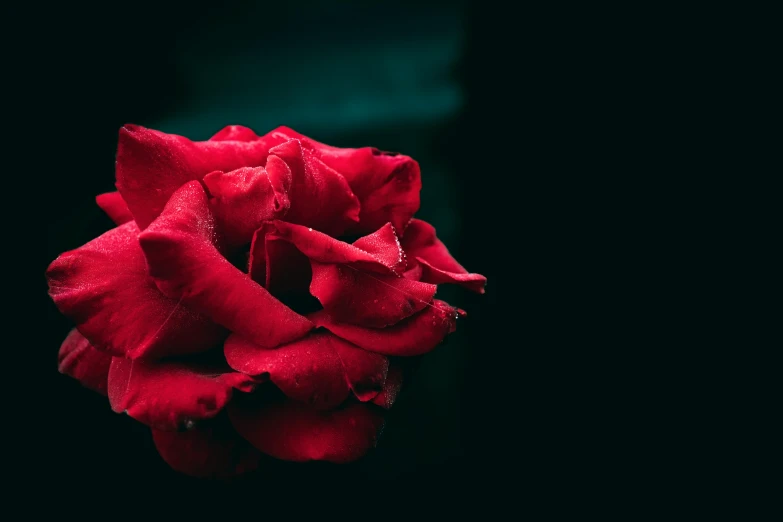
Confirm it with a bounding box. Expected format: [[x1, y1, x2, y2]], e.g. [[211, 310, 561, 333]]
[[108, 357, 255, 430], [224, 332, 388, 408], [203, 167, 287, 248], [115, 124, 288, 229], [139, 181, 313, 348], [47, 222, 226, 360], [224, 332, 349, 410], [229, 399, 385, 463], [266, 139, 359, 236], [401, 219, 487, 293], [310, 263, 435, 327], [268, 126, 421, 235], [95, 192, 133, 225], [58, 329, 112, 395], [151, 414, 261, 478], [310, 299, 459, 356]]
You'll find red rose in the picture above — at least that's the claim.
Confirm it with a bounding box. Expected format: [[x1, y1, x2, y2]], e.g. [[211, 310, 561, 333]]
[[47, 124, 486, 477]]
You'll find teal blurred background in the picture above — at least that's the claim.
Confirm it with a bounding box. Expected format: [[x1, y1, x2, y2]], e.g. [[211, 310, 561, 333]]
[[41, 0, 501, 485]]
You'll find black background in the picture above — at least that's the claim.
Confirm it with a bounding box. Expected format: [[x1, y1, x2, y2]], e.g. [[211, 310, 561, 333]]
[[27, 0, 601, 493]]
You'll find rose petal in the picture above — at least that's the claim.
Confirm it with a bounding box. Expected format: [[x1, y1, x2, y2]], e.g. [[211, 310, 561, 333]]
[[332, 339, 389, 402], [371, 364, 403, 409], [47, 222, 226, 360], [310, 299, 459, 356], [352, 222, 406, 274], [151, 414, 261, 478], [251, 220, 399, 276], [202, 167, 288, 248], [57, 328, 112, 395], [115, 124, 287, 229], [139, 181, 313, 348], [108, 356, 256, 430], [209, 125, 263, 142], [401, 219, 487, 293], [229, 399, 385, 463], [310, 263, 436, 328], [95, 192, 133, 225], [267, 139, 359, 236], [268, 126, 421, 235], [224, 332, 349, 410], [224, 332, 388, 408]]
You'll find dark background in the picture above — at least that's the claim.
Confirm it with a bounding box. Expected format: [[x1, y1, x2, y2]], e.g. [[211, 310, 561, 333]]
[[30, 0, 580, 492]]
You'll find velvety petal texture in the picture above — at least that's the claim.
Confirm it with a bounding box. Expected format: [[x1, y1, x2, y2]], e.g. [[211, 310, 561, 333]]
[[96, 191, 133, 225], [224, 332, 388, 408], [108, 357, 256, 430], [229, 400, 385, 463], [49, 122, 486, 474], [151, 414, 261, 478], [47, 222, 226, 360], [139, 182, 313, 348], [116, 124, 287, 229], [251, 220, 436, 327], [58, 329, 112, 395]]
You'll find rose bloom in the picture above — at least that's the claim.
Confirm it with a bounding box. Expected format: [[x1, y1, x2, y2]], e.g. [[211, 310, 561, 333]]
[[47, 124, 485, 477]]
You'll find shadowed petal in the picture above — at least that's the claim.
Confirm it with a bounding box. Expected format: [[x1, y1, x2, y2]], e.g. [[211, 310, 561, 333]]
[[57, 328, 112, 395], [229, 399, 385, 463], [152, 413, 261, 478]]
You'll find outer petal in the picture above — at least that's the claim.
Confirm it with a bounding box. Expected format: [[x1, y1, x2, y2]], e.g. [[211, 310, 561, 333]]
[[224, 332, 350, 410], [224, 332, 388, 408], [139, 181, 313, 348], [96, 192, 133, 225], [47, 222, 226, 360], [58, 328, 112, 395], [401, 219, 487, 293], [310, 263, 435, 328], [203, 167, 288, 248], [266, 139, 359, 236], [108, 357, 256, 430], [115, 124, 288, 229], [229, 399, 385, 463], [152, 414, 261, 478], [268, 126, 421, 235], [310, 299, 461, 356]]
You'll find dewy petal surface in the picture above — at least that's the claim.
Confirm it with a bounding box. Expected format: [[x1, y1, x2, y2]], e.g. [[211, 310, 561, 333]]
[[108, 357, 256, 430], [139, 181, 313, 348], [229, 399, 385, 463], [47, 221, 226, 360], [224, 331, 388, 408], [310, 299, 459, 356], [115, 124, 287, 229], [57, 328, 112, 395]]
